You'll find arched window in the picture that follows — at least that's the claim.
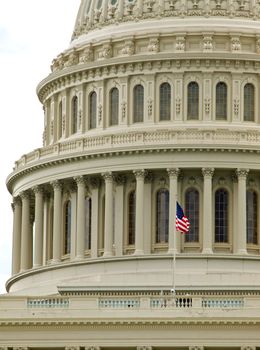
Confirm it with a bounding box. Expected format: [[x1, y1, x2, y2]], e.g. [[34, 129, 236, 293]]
[[64, 201, 72, 255], [128, 191, 136, 245], [156, 189, 169, 243], [72, 96, 78, 134], [133, 85, 144, 122], [246, 190, 258, 245], [58, 101, 63, 139], [85, 197, 92, 250], [89, 91, 97, 129], [187, 82, 199, 120], [215, 189, 229, 243], [160, 83, 171, 121], [244, 83, 255, 122], [110, 88, 119, 126], [216, 82, 227, 120], [185, 189, 199, 242]]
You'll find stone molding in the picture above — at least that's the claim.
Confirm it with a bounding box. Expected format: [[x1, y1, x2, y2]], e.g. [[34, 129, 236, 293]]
[[72, 0, 260, 41], [39, 56, 260, 102]]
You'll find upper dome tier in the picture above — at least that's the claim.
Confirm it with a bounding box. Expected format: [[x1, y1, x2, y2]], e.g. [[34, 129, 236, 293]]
[[72, 0, 260, 42]]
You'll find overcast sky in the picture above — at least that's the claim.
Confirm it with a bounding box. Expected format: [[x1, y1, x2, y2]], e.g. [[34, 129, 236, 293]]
[[0, 0, 80, 293]]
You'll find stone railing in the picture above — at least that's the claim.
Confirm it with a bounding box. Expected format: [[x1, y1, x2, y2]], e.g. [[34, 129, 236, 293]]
[[99, 299, 140, 309], [202, 298, 244, 308], [27, 297, 69, 308], [11, 128, 260, 173]]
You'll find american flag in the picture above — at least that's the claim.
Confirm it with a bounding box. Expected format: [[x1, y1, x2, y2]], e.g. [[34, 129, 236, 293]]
[[176, 202, 190, 233]]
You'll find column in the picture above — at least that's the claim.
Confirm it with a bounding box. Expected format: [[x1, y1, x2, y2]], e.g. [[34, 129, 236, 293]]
[[236, 168, 249, 255], [115, 175, 125, 256], [90, 178, 100, 258], [102, 172, 114, 257], [74, 176, 86, 260], [70, 185, 77, 260], [33, 186, 44, 267], [144, 173, 153, 254], [202, 168, 214, 254], [51, 180, 63, 263], [167, 168, 180, 253], [133, 170, 146, 255], [11, 197, 22, 275], [20, 191, 31, 271]]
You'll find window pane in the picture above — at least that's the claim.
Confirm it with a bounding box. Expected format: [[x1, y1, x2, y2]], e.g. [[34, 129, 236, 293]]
[[58, 101, 62, 139], [247, 190, 258, 244], [72, 96, 78, 134], [156, 189, 169, 243], [216, 82, 227, 120], [133, 85, 144, 122], [215, 189, 228, 243], [128, 191, 136, 245], [110, 88, 119, 126], [187, 82, 199, 119], [64, 201, 72, 254], [160, 83, 171, 121], [85, 197, 92, 250], [185, 189, 199, 242], [89, 91, 97, 129], [244, 84, 255, 121]]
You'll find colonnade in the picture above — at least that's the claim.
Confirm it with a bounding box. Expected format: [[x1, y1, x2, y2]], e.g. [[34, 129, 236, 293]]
[[11, 167, 251, 275]]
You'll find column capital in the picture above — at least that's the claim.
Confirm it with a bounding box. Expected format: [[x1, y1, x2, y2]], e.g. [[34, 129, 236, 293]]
[[50, 180, 63, 191], [202, 167, 214, 178], [133, 169, 147, 179], [102, 171, 114, 182], [65, 347, 80, 350], [241, 347, 256, 350], [12, 196, 22, 207], [189, 347, 204, 350], [20, 191, 30, 201], [167, 168, 180, 179], [236, 168, 249, 179], [85, 347, 100, 350], [32, 185, 44, 195], [74, 175, 86, 186], [145, 171, 153, 184], [137, 347, 152, 350]]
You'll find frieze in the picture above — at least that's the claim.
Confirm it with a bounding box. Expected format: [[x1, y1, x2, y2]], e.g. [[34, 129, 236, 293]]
[[72, 0, 260, 39], [38, 56, 260, 103]]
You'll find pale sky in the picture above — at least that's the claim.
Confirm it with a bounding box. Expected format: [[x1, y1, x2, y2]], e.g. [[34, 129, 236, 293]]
[[0, 0, 80, 293]]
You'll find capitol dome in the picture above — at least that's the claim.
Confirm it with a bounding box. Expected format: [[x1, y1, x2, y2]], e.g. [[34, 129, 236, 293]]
[[3, 0, 260, 348], [6, 0, 260, 296]]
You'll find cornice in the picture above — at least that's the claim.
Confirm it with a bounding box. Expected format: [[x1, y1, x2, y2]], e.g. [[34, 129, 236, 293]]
[[1, 318, 260, 328], [37, 54, 260, 103], [6, 128, 260, 192]]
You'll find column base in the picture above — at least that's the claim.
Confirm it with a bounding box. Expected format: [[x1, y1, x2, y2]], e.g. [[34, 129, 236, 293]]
[[103, 251, 113, 258], [51, 258, 61, 264], [167, 248, 178, 255], [74, 255, 85, 261], [202, 248, 213, 254], [133, 249, 144, 255], [33, 264, 42, 269], [236, 249, 248, 255]]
